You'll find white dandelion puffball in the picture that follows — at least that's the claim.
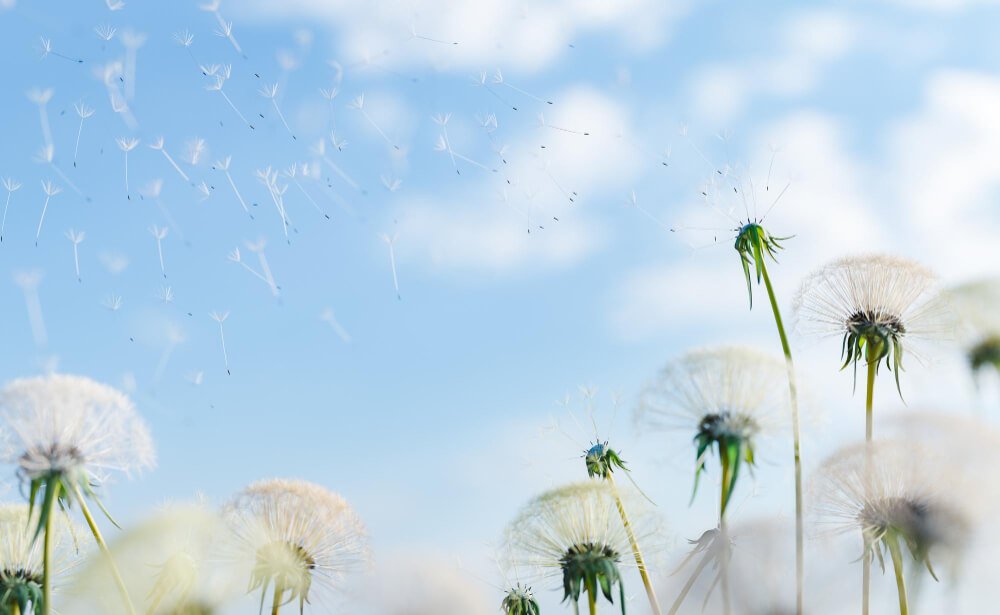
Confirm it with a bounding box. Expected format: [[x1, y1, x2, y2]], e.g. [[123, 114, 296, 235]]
[[66, 503, 242, 615], [942, 278, 1000, 376], [793, 254, 950, 363], [0, 503, 82, 612], [0, 374, 155, 485], [223, 479, 370, 612], [637, 345, 790, 443]]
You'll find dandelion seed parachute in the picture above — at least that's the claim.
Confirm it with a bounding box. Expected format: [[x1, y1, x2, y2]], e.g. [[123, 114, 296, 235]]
[[222, 479, 370, 613]]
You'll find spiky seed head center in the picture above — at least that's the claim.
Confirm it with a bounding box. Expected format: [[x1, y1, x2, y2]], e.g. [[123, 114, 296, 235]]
[[847, 310, 906, 340], [252, 541, 316, 599], [18, 442, 86, 479], [697, 411, 758, 443]]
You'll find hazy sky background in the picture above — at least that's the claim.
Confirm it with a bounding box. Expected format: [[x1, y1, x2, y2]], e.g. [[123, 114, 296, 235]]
[[1, 0, 1000, 613]]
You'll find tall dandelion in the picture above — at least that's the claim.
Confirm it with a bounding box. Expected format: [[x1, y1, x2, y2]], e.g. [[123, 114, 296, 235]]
[[941, 278, 1000, 384], [0, 504, 80, 615], [223, 479, 369, 614], [638, 345, 788, 615], [0, 374, 155, 615], [504, 481, 662, 615], [810, 440, 977, 615]]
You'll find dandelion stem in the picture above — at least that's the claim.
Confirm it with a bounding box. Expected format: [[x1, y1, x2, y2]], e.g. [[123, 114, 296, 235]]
[[271, 584, 283, 615], [718, 448, 732, 615], [588, 589, 597, 615], [862, 346, 878, 615], [886, 533, 908, 615], [71, 483, 137, 615], [758, 258, 804, 615], [607, 474, 661, 615], [42, 480, 60, 615], [11, 601, 20, 615], [667, 545, 714, 615]]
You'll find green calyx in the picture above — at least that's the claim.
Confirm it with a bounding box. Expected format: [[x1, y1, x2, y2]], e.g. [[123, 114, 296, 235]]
[[559, 543, 626, 615], [861, 497, 965, 582], [502, 584, 540, 615], [249, 541, 315, 615], [0, 569, 44, 615], [840, 310, 907, 395], [692, 412, 757, 515], [734, 221, 790, 308], [584, 442, 627, 480], [969, 336, 1000, 376]]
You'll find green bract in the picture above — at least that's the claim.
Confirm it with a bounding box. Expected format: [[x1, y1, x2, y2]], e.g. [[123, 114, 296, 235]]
[[692, 412, 758, 516], [734, 221, 789, 308], [0, 570, 43, 615], [969, 336, 1000, 377], [840, 310, 907, 395], [584, 442, 626, 480], [502, 584, 540, 615], [559, 543, 625, 615], [861, 496, 966, 582]]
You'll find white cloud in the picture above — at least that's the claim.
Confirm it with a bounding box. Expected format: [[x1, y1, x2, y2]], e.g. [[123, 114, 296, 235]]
[[395, 87, 639, 274], [238, 0, 691, 72]]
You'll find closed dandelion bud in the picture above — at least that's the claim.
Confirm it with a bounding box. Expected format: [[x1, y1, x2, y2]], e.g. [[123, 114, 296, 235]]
[[501, 584, 539, 615]]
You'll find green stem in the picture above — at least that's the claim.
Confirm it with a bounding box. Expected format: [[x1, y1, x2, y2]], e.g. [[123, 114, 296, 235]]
[[886, 534, 909, 615], [71, 483, 137, 615], [589, 589, 597, 615], [42, 480, 60, 615], [667, 547, 714, 615], [759, 259, 804, 615], [271, 584, 283, 615], [718, 449, 732, 615], [607, 475, 662, 615], [862, 350, 878, 615], [11, 602, 20, 615]]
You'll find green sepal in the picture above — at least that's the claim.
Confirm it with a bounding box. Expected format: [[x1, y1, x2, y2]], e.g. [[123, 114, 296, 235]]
[[733, 222, 792, 309]]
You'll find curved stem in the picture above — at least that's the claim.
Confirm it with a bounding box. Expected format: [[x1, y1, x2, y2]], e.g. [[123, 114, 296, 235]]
[[667, 547, 714, 615], [607, 474, 662, 615], [886, 534, 909, 615], [759, 259, 804, 615], [71, 484, 137, 615], [42, 480, 60, 615]]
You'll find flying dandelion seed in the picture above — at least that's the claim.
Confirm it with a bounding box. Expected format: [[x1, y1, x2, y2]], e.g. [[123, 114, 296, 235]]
[[116, 137, 139, 199], [433, 113, 459, 172], [538, 112, 590, 136], [0, 374, 155, 615], [208, 68, 255, 130], [94, 24, 117, 44], [1, 177, 22, 243], [105, 0, 125, 10], [120, 30, 146, 100], [319, 86, 338, 129], [283, 164, 328, 219], [380, 232, 401, 300], [329, 131, 348, 152], [312, 138, 362, 194], [141, 180, 187, 244], [210, 311, 231, 375], [27, 88, 54, 150], [223, 479, 370, 614], [256, 167, 292, 243], [245, 239, 279, 296], [13, 270, 46, 346], [0, 504, 79, 615], [201, 0, 246, 59], [380, 174, 401, 192], [214, 156, 252, 219], [103, 294, 123, 311], [173, 29, 206, 75], [624, 190, 669, 231], [259, 84, 296, 140], [38, 36, 83, 63], [504, 481, 663, 615], [493, 69, 552, 105], [349, 93, 400, 150], [149, 137, 191, 182], [319, 308, 351, 343], [65, 229, 85, 282], [35, 145, 86, 200], [72, 102, 95, 168], [408, 23, 459, 45], [540, 158, 577, 204], [195, 181, 212, 201], [149, 225, 169, 278], [36, 180, 61, 246], [156, 285, 175, 304], [474, 71, 517, 111]]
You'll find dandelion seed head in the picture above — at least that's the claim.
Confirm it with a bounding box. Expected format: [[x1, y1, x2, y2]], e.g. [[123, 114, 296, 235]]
[[793, 254, 949, 388], [0, 504, 79, 612], [94, 24, 117, 42], [942, 278, 1000, 377], [0, 374, 155, 486], [223, 479, 370, 610]]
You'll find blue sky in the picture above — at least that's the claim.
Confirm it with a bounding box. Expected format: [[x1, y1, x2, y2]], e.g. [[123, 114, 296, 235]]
[[2, 0, 1000, 613]]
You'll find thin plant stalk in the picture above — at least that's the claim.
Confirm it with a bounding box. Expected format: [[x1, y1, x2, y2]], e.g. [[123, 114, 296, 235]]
[[667, 547, 714, 615], [758, 258, 804, 615], [12, 602, 20, 615], [588, 590, 597, 615], [718, 447, 732, 615], [886, 534, 908, 615], [862, 347, 878, 615], [271, 585, 283, 615], [72, 483, 138, 615], [41, 480, 61, 615], [607, 474, 662, 615]]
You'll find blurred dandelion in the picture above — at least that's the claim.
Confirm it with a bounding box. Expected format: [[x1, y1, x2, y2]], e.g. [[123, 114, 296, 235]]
[[255, 167, 292, 243], [0, 374, 155, 615], [120, 30, 146, 101], [433, 114, 495, 175], [64, 229, 84, 282], [26, 89, 54, 151], [260, 84, 296, 140], [208, 68, 255, 130], [149, 138, 191, 182], [318, 86, 338, 129], [311, 138, 362, 194], [102, 294, 123, 312], [379, 232, 401, 300], [349, 94, 400, 150], [223, 479, 369, 614], [38, 37, 82, 63], [72, 102, 95, 168], [105, 0, 125, 10], [319, 308, 351, 343], [34, 145, 84, 200], [116, 137, 139, 199], [0, 504, 79, 615], [494, 70, 552, 105], [149, 225, 169, 278], [209, 311, 231, 375], [282, 164, 328, 219], [2, 177, 22, 243], [94, 24, 117, 43], [942, 279, 1000, 384], [214, 156, 252, 219], [201, 0, 246, 59], [36, 181, 61, 246], [504, 481, 661, 615], [13, 270, 46, 346], [474, 71, 517, 111], [185, 137, 208, 166]]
